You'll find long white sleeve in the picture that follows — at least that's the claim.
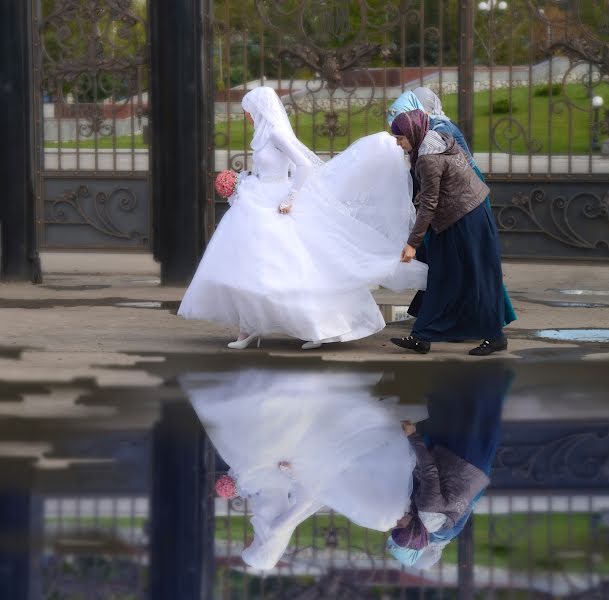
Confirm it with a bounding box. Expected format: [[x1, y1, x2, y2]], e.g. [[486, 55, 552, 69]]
[[269, 129, 315, 194]]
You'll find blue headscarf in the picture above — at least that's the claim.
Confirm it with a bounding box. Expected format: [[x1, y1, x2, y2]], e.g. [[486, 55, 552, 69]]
[[387, 534, 425, 566], [386, 91, 425, 125]]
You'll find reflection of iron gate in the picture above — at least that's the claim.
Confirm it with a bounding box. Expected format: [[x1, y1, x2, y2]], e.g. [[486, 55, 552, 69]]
[[32, 0, 151, 250], [210, 0, 609, 260], [212, 419, 609, 599]]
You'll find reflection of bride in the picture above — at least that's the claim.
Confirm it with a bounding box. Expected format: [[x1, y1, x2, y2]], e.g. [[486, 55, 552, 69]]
[[179, 369, 420, 571], [178, 87, 427, 350]]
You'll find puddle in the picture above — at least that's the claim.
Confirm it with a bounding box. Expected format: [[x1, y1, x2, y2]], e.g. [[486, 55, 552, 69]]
[[42, 284, 111, 291], [115, 301, 163, 309], [533, 329, 609, 343], [550, 289, 609, 297], [513, 296, 609, 309], [127, 278, 162, 285], [1, 357, 608, 597], [0, 298, 181, 311], [377, 304, 413, 323], [114, 300, 180, 312]]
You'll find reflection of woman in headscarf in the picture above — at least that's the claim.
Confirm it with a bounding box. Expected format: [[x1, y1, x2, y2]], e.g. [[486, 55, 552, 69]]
[[387, 367, 513, 569], [389, 109, 508, 356], [387, 89, 516, 328]]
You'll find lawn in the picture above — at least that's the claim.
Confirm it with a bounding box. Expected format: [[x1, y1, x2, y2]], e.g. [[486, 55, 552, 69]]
[[45, 133, 147, 150], [214, 512, 608, 572], [214, 82, 609, 155], [44, 83, 609, 155], [46, 511, 609, 572]]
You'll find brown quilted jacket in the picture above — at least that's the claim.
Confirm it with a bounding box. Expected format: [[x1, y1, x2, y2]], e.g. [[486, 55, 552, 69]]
[[409, 433, 490, 531], [407, 134, 490, 248]]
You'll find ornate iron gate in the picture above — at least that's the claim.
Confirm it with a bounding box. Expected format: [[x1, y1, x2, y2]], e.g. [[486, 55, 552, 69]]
[[210, 0, 609, 260], [32, 0, 151, 250]]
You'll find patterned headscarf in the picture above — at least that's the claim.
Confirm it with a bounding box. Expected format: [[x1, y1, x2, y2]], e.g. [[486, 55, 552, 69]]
[[386, 91, 425, 125], [413, 88, 450, 121], [413, 87, 451, 123], [391, 109, 430, 168], [386, 511, 430, 566], [390, 513, 430, 550]]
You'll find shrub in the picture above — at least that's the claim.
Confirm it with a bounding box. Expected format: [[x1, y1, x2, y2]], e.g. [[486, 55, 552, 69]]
[[534, 83, 562, 97], [492, 98, 515, 114]]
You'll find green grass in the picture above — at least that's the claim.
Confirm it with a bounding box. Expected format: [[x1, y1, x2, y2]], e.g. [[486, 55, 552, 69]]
[[43, 83, 609, 154], [214, 82, 609, 155], [214, 512, 608, 572], [46, 512, 609, 572], [44, 133, 147, 150]]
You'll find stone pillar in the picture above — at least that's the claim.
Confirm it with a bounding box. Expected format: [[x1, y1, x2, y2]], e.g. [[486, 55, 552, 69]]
[[0, 459, 34, 600], [0, 1, 41, 282], [149, 0, 214, 284]]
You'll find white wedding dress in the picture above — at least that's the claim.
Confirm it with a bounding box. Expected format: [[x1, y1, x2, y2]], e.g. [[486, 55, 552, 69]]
[[178, 87, 427, 344], [180, 368, 420, 571]]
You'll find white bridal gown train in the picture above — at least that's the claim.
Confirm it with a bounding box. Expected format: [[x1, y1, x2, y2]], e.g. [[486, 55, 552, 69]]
[[180, 369, 420, 571], [178, 87, 427, 345]]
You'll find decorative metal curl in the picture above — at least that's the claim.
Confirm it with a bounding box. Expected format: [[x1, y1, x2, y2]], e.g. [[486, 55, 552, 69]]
[[45, 184, 143, 241], [500, 188, 609, 251]]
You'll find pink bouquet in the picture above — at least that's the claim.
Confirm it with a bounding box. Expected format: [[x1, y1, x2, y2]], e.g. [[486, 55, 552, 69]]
[[215, 474, 237, 499], [215, 169, 239, 199]]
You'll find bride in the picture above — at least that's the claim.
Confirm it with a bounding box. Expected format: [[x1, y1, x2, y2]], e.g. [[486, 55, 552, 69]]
[[180, 368, 419, 571], [178, 87, 427, 349]]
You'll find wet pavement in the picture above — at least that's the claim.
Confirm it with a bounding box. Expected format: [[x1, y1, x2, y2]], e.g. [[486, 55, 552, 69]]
[[1, 357, 608, 599], [1, 259, 608, 598]]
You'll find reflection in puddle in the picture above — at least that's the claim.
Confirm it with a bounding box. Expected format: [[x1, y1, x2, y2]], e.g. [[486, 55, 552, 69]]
[[115, 301, 163, 309], [534, 329, 609, 343], [552, 289, 609, 296], [1, 361, 608, 598], [114, 300, 181, 311]]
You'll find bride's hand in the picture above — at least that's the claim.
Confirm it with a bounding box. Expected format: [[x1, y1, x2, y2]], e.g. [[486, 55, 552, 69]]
[[400, 244, 416, 263], [401, 420, 417, 436], [278, 201, 292, 215]]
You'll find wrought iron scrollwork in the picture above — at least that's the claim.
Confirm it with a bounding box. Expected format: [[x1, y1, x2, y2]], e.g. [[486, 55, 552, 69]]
[[252, 0, 399, 141], [494, 428, 609, 484], [496, 188, 609, 251], [45, 184, 144, 241], [40, 0, 148, 136]]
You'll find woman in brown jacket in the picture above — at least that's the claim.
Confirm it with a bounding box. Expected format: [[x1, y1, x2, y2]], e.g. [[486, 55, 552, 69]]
[[389, 109, 507, 356]]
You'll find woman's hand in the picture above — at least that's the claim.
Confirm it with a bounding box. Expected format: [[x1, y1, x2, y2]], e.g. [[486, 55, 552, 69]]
[[401, 420, 417, 437], [278, 201, 293, 215], [395, 513, 413, 528], [400, 244, 416, 263]]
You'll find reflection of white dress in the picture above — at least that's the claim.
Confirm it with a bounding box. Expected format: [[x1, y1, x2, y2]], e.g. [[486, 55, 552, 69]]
[[180, 369, 419, 570], [178, 131, 428, 343]]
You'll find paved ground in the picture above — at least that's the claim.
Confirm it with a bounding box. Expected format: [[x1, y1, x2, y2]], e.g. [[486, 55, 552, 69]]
[[1, 253, 606, 373]]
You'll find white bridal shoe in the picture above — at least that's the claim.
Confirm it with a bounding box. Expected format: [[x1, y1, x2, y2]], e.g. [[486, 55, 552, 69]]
[[301, 341, 322, 350], [227, 334, 261, 350]]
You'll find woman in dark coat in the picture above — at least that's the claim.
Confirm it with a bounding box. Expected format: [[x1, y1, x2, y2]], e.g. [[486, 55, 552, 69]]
[[390, 109, 508, 356], [411, 87, 517, 326], [386, 90, 517, 327]]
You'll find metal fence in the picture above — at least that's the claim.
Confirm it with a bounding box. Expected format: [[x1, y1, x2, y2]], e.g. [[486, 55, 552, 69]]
[[212, 489, 609, 599], [32, 0, 151, 250], [41, 495, 149, 599], [210, 0, 609, 260]]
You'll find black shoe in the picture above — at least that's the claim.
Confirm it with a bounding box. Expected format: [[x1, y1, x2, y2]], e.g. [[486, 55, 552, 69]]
[[390, 335, 431, 354], [469, 335, 508, 356]]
